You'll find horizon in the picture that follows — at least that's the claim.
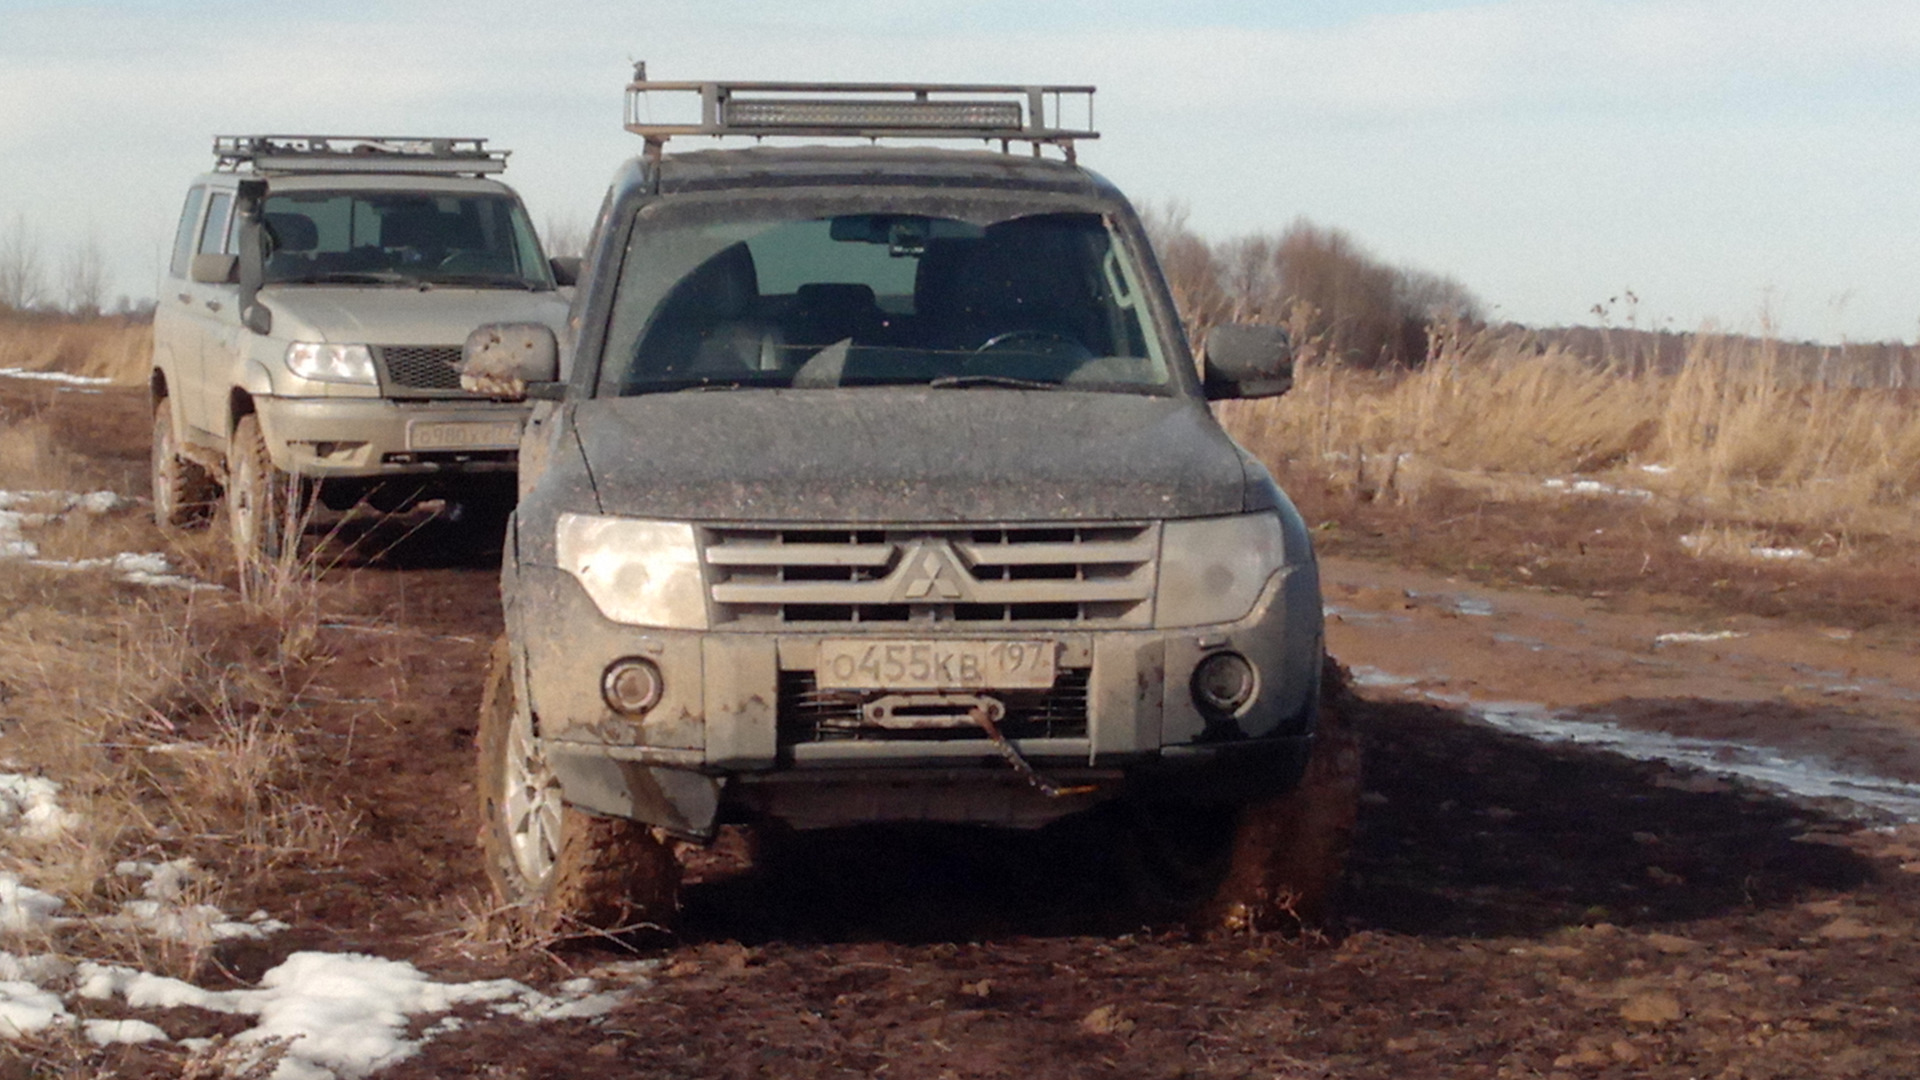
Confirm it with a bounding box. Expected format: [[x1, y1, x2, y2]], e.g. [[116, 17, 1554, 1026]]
[[3, 0, 1917, 345]]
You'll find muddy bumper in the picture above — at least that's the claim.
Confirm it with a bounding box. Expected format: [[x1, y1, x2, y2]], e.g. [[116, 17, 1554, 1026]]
[[509, 561, 1322, 839], [252, 396, 525, 479]]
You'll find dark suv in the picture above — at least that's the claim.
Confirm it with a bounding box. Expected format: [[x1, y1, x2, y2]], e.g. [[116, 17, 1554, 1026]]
[[467, 77, 1353, 933]]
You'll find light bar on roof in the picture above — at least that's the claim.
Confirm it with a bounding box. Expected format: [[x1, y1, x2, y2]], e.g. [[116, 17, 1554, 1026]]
[[211, 135, 510, 175], [622, 74, 1098, 158], [721, 98, 1025, 132]]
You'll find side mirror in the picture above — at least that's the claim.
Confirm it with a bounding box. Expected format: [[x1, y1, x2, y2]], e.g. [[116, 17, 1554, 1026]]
[[549, 256, 582, 287], [460, 323, 560, 400], [189, 253, 239, 285], [1202, 323, 1293, 400]]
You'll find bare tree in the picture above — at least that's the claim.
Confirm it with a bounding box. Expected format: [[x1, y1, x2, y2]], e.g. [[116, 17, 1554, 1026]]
[[60, 233, 109, 317], [0, 212, 47, 312]]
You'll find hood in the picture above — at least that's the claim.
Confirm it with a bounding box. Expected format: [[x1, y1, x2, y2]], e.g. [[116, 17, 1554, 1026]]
[[571, 388, 1250, 523], [261, 286, 568, 345]]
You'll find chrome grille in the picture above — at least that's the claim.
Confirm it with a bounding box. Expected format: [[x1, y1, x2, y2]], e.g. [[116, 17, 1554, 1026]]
[[777, 667, 1090, 744], [377, 345, 464, 391], [704, 524, 1158, 627]]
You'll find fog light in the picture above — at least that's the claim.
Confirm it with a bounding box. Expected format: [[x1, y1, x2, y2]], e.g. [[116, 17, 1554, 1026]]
[[1191, 651, 1256, 715], [602, 657, 663, 715]]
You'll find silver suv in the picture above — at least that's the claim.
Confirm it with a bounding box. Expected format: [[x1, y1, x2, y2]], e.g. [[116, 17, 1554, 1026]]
[[469, 79, 1351, 934], [149, 136, 570, 563]]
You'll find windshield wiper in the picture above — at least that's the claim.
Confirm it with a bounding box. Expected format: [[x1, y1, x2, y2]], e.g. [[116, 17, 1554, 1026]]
[[428, 274, 542, 291], [927, 374, 1059, 390], [278, 271, 410, 285]]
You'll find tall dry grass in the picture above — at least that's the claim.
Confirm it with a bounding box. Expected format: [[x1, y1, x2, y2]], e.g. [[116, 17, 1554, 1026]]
[[0, 312, 150, 384], [2, 401, 344, 982], [1224, 323, 1920, 541]]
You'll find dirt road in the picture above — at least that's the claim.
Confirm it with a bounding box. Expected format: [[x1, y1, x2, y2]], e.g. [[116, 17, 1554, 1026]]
[[13, 380, 1920, 1078]]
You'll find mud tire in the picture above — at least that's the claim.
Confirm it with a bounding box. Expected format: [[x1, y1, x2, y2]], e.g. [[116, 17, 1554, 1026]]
[[226, 413, 297, 568], [1124, 655, 1362, 932], [1197, 654, 1363, 931], [150, 398, 216, 528], [476, 636, 681, 937]]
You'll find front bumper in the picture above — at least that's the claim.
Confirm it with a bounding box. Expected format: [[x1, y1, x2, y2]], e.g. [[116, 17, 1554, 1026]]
[[506, 555, 1323, 838], [253, 396, 527, 479]]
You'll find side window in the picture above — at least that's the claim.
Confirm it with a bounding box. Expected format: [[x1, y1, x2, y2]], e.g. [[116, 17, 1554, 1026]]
[[199, 192, 234, 256], [168, 187, 207, 279]]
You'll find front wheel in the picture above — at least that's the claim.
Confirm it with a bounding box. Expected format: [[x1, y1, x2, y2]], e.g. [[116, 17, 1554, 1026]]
[[226, 413, 301, 569], [1199, 656, 1362, 931], [150, 398, 216, 528], [1125, 656, 1362, 932], [476, 636, 680, 936]]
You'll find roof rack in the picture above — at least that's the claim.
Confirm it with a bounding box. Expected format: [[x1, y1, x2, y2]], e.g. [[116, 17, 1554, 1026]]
[[623, 69, 1097, 162], [212, 135, 510, 175]]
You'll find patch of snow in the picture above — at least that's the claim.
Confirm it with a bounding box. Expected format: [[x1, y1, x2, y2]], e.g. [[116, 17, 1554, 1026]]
[[1349, 665, 1418, 688], [106, 861, 289, 944], [1679, 534, 1817, 563], [79, 950, 637, 1079], [84, 1017, 169, 1045], [0, 873, 65, 934], [0, 772, 78, 839], [0, 979, 69, 1038], [0, 367, 115, 387], [1362, 671, 1920, 824], [1542, 477, 1654, 500], [0, 952, 73, 985], [1655, 630, 1748, 645], [1639, 463, 1675, 475], [0, 490, 216, 588], [1471, 705, 1920, 824]]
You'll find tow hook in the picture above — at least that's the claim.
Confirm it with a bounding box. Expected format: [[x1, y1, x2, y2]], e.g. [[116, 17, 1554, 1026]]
[[969, 704, 1097, 799]]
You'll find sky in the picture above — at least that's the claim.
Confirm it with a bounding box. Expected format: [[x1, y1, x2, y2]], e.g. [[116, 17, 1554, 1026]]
[[2, 0, 1918, 343]]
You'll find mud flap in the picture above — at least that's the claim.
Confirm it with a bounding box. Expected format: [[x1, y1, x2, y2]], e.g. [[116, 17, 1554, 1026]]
[[545, 746, 721, 841], [1134, 735, 1315, 805]]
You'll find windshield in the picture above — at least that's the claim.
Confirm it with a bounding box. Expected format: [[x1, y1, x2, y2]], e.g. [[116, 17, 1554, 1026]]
[[598, 209, 1171, 395], [260, 190, 551, 289]]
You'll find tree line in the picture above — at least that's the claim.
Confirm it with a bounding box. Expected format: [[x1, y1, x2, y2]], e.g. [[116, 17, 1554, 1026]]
[[1143, 205, 1482, 370], [0, 212, 151, 320]]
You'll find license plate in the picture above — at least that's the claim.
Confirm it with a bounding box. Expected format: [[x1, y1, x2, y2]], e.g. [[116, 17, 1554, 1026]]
[[817, 639, 1057, 690], [408, 420, 521, 450]]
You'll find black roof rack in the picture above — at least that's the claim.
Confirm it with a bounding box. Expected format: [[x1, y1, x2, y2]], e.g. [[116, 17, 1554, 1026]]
[[212, 136, 509, 175], [623, 67, 1097, 162]]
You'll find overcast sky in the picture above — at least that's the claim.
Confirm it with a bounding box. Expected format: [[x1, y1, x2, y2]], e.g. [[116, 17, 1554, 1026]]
[[3, 0, 1917, 342]]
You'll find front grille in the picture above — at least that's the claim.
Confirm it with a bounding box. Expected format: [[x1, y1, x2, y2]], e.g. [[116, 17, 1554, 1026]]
[[777, 667, 1091, 744], [704, 523, 1158, 627], [377, 345, 464, 391]]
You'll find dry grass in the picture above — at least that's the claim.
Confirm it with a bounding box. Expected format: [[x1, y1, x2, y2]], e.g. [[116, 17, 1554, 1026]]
[[0, 312, 149, 384], [1, 435, 344, 985], [1223, 323, 1920, 543]]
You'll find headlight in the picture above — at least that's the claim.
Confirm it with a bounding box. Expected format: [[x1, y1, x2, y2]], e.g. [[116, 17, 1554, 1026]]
[[1155, 513, 1287, 628], [284, 342, 377, 385], [555, 513, 708, 629]]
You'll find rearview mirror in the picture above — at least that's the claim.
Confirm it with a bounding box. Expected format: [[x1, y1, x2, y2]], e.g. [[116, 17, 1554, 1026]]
[[189, 253, 238, 285], [549, 256, 581, 287], [461, 323, 560, 400], [1202, 323, 1293, 400]]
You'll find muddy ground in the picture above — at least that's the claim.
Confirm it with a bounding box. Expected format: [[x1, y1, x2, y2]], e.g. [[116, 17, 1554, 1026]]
[[10, 380, 1920, 1079]]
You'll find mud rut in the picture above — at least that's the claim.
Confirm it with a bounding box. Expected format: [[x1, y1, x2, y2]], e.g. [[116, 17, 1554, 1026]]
[[22, 383, 1920, 1079]]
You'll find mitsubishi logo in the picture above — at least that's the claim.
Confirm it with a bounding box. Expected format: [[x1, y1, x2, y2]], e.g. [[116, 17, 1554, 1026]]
[[897, 542, 969, 602]]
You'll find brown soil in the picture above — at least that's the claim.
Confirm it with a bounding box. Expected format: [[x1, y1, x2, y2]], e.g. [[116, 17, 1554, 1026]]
[[14, 379, 1920, 1079]]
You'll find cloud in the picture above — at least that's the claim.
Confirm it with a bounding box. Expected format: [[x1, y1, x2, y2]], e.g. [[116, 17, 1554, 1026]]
[[3, 0, 1918, 338]]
